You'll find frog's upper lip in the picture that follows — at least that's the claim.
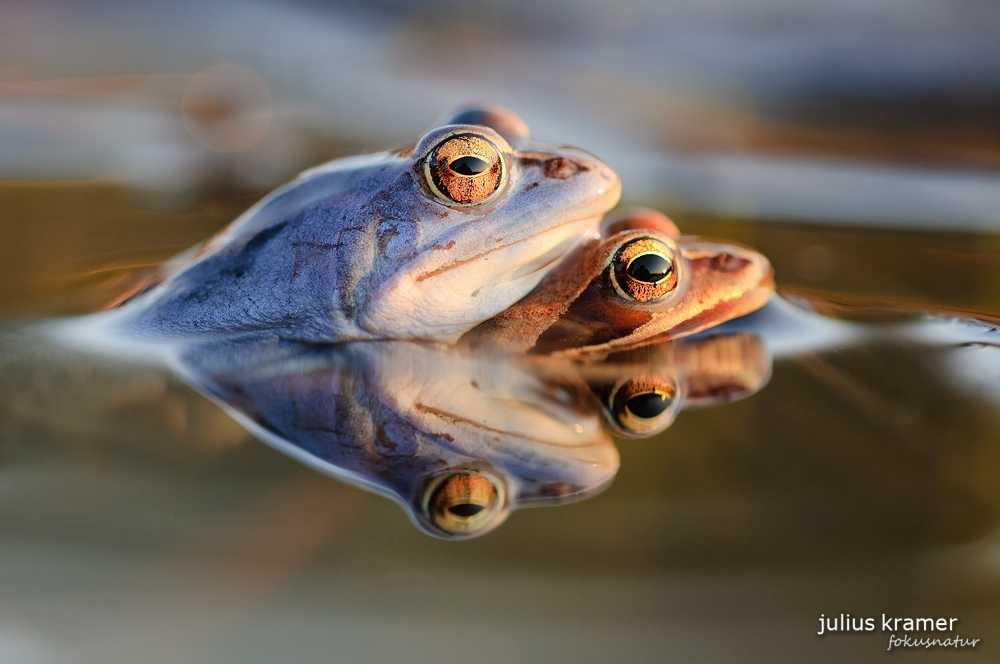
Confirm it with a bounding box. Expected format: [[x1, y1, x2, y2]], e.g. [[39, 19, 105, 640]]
[[416, 214, 603, 292], [362, 215, 599, 340], [413, 214, 601, 283]]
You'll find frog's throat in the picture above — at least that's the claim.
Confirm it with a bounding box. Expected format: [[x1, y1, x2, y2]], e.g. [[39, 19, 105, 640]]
[[360, 215, 604, 343]]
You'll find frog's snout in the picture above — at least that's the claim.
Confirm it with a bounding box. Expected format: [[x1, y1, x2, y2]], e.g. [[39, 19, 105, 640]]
[[515, 143, 620, 208]]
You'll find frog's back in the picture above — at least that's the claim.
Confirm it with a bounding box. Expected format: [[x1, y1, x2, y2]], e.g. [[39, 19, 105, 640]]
[[121, 154, 416, 341]]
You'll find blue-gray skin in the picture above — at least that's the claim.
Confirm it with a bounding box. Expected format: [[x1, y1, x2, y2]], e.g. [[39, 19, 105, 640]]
[[113, 107, 620, 344], [168, 329, 774, 539], [171, 337, 618, 539]]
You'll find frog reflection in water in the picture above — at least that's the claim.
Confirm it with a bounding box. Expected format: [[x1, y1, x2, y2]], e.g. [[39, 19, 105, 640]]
[[102, 104, 774, 347], [173, 333, 771, 539], [40, 104, 1000, 538]]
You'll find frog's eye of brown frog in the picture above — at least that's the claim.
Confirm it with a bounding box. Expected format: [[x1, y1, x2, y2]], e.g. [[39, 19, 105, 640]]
[[603, 374, 683, 438], [418, 469, 508, 537], [601, 231, 686, 307], [422, 132, 506, 206]]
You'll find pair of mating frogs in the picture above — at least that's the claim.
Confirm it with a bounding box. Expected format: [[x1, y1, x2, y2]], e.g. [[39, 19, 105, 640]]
[[68, 104, 778, 539], [110, 104, 774, 354], [53, 105, 1000, 539]]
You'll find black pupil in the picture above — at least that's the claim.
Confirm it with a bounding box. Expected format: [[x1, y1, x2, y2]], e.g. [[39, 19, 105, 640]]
[[625, 392, 670, 419], [450, 156, 490, 176], [627, 253, 671, 283], [448, 503, 484, 517]]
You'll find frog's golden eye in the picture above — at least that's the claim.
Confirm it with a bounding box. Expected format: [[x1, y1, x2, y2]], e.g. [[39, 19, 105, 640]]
[[424, 133, 505, 206], [605, 375, 681, 438], [610, 237, 679, 303], [419, 470, 506, 537]]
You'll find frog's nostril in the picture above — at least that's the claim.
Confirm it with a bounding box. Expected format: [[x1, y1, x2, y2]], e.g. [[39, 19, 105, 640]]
[[543, 157, 589, 180], [712, 253, 749, 273]]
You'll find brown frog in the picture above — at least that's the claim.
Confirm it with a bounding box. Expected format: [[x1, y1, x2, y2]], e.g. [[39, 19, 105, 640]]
[[461, 207, 775, 356]]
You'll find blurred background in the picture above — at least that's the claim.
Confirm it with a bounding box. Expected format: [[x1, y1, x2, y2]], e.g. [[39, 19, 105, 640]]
[[1, 1, 1000, 662]]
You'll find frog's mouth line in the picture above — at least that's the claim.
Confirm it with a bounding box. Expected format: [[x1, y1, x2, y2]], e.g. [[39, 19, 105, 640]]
[[510, 234, 583, 281], [413, 402, 597, 447], [414, 215, 598, 284]]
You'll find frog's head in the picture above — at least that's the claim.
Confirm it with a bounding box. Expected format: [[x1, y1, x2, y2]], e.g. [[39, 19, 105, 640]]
[[523, 208, 775, 355], [115, 105, 618, 344], [358, 106, 620, 342], [462, 207, 774, 355]]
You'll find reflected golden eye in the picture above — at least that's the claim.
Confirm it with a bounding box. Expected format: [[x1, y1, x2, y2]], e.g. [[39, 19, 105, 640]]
[[606, 375, 680, 437], [420, 470, 505, 536], [611, 237, 678, 303], [424, 133, 505, 205]]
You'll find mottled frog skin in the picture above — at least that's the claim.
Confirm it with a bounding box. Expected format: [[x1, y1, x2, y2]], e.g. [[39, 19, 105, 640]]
[[114, 105, 620, 343]]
